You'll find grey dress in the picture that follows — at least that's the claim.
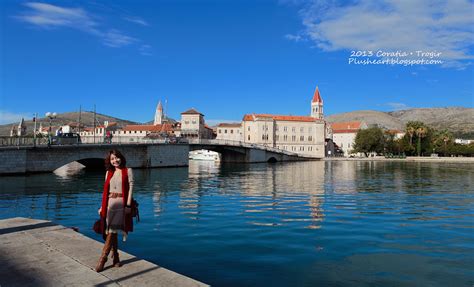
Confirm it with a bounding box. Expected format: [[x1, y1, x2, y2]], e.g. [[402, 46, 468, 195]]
[[106, 168, 134, 240]]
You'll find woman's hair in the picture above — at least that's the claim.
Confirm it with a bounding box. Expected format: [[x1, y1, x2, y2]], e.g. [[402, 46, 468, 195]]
[[105, 149, 127, 171]]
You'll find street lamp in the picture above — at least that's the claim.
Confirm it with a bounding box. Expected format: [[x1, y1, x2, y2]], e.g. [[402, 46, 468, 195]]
[[45, 112, 57, 146]]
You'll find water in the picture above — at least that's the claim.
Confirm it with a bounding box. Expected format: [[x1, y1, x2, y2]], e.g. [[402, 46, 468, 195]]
[[1, 160, 473, 286]]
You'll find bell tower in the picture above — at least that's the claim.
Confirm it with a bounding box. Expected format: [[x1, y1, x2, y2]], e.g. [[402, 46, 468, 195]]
[[154, 100, 163, 125], [311, 86, 323, 120]]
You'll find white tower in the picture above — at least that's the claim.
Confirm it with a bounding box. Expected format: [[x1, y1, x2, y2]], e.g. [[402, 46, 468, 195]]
[[154, 101, 163, 125], [311, 86, 323, 120]]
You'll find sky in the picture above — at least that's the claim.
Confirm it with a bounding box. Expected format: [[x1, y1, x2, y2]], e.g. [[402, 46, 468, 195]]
[[1, 0, 473, 125]]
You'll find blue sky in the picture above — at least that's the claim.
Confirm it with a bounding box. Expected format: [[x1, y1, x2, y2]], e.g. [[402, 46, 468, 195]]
[[1, 0, 473, 125]]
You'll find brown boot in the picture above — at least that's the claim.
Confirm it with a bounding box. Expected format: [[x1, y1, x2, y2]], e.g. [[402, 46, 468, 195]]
[[95, 233, 113, 272], [111, 233, 122, 267]]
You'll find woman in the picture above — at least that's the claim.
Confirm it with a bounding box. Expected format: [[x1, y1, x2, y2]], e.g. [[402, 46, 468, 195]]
[[95, 149, 134, 272]]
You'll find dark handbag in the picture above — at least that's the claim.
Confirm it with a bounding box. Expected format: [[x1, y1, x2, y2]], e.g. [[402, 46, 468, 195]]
[[93, 217, 107, 240], [131, 198, 140, 222]]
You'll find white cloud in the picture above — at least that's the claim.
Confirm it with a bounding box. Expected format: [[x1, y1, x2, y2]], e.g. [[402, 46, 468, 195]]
[[103, 29, 136, 47], [0, 110, 32, 125], [385, 102, 411, 110], [296, 0, 474, 67], [205, 119, 241, 127], [15, 2, 147, 50], [285, 34, 304, 42], [139, 44, 153, 56], [16, 2, 99, 33], [123, 16, 149, 26]]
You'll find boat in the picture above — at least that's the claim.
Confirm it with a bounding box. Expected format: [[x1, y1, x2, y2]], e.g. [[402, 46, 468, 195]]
[[189, 150, 220, 161]]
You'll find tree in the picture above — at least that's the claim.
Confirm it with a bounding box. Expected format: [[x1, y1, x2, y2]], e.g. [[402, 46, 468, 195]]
[[432, 130, 454, 156], [403, 121, 432, 156], [416, 126, 428, 156], [352, 127, 385, 157]]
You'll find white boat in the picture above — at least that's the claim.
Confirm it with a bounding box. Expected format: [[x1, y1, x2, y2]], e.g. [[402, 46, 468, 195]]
[[189, 150, 220, 161]]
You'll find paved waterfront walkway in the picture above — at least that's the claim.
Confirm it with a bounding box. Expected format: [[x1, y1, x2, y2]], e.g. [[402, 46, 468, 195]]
[[0, 217, 209, 287]]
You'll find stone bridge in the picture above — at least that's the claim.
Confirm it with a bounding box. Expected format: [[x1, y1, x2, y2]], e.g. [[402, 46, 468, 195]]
[[0, 144, 189, 174], [189, 139, 315, 163], [0, 140, 316, 174]]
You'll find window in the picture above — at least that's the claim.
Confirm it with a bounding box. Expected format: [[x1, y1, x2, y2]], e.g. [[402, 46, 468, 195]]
[[308, 127, 312, 133], [185, 121, 189, 124], [292, 135, 296, 141], [284, 127, 287, 132], [192, 120, 196, 124], [300, 127, 304, 132], [300, 136, 304, 141], [248, 135, 250, 140], [284, 135, 288, 141], [276, 135, 279, 141], [292, 127, 296, 132], [308, 136, 312, 141], [231, 130, 234, 134], [248, 127, 250, 131], [219, 129, 222, 134], [225, 129, 227, 134]]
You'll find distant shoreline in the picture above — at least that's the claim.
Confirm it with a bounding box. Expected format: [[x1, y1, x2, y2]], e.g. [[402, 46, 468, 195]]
[[324, 156, 474, 163]]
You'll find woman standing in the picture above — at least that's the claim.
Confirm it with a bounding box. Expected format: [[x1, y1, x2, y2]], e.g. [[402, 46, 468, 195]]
[[95, 149, 134, 272]]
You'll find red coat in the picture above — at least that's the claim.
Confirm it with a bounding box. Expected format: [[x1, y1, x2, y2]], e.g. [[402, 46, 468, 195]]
[[100, 167, 133, 233]]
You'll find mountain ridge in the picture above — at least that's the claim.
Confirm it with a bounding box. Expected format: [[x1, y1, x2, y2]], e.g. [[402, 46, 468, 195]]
[[2, 107, 473, 137]]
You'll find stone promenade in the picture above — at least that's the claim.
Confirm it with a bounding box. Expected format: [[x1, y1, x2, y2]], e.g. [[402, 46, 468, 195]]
[[0, 217, 208, 287]]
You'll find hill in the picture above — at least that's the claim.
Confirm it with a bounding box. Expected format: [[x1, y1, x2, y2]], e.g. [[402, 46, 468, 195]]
[[326, 107, 474, 137], [1, 111, 138, 136]]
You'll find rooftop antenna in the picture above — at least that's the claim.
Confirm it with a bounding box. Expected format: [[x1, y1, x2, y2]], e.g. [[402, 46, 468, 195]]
[[165, 98, 168, 121], [77, 105, 82, 133]]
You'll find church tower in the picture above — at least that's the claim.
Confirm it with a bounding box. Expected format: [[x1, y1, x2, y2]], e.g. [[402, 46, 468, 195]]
[[154, 101, 163, 125], [311, 86, 323, 120]]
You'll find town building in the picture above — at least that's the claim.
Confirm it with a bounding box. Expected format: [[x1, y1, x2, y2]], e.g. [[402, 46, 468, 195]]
[[176, 108, 214, 139], [216, 123, 242, 141], [10, 118, 27, 137], [218, 86, 326, 158], [330, 121, 368, 156]]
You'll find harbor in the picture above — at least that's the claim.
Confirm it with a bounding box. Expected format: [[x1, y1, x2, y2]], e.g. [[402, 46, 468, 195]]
[[1, 160, 473, 286], [0, 217, 208, 287]]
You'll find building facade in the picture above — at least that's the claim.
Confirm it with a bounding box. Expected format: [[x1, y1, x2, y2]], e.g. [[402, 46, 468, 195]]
[[216, 123, 242, 141], [177, 108, 214, 139], [331, 121, 368, 156], [217, 86, 327, 158]]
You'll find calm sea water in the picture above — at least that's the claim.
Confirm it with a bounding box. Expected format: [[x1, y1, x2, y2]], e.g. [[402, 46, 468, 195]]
[[1, 160, 473, 287]]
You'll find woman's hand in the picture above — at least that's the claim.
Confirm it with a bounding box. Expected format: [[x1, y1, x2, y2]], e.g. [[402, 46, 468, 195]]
[[98, 207, 102, 216]]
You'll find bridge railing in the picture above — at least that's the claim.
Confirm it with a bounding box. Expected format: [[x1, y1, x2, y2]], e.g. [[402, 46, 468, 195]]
[[188, 139, 303, 157], [0, 136, 172, 147]]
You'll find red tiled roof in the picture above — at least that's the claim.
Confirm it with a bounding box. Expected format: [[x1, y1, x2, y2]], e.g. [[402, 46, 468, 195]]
[[181, 108, 203, 115], [330, 121, 362, 131], [332, 129, 359, 134], [96, 122, 118, 129], [122, 124, 174, 132], [242, 114, 320, 122], [217, 123, 241, 127], [312, 86, 323, 103]]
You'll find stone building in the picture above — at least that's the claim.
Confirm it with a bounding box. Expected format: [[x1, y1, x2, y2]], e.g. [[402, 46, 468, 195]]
[[216, 123, 242, 141], [10, 118, 27, 137], [176, 108, 214, 139], [218, 86, 327, 158], [331, 121, 368, 156]]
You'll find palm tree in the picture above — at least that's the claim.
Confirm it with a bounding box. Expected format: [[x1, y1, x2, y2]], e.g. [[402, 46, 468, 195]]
[[407, 126, 415, 147], [416, 126, 428, 156]]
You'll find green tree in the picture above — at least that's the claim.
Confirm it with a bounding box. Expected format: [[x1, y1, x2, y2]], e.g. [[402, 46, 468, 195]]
[[353, 127, 385, 157], [432, 130, 454, 156], [403, 121, 432, 156]]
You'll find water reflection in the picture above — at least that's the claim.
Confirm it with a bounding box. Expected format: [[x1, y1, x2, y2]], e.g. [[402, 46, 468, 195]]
[[1, 161, 473, 287]]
